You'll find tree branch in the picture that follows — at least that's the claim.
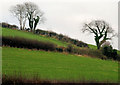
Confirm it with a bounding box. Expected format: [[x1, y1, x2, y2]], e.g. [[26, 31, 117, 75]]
[[85, 24, 97, 35]]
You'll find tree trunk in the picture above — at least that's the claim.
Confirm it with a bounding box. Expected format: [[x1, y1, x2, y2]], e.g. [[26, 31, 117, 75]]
[[23, 19, 26, 30], [20, 20, 22, 30], [95, 35, 100, 49]]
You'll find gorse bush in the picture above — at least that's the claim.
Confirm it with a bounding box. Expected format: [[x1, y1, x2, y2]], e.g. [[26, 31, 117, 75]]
[[2, 36, 57, 51]]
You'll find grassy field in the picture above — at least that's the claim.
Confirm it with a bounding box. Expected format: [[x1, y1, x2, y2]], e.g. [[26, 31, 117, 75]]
[[1, 27, 119, 83], [1, 27, 68, 47], [2, 47, 118, 83]]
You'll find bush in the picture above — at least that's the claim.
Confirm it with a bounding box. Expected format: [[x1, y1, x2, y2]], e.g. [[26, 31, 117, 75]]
[[34, 29, 88, 48], [101, 45, 118, 60], [74, 48, 106, 59], [56, 46, 66, 52], [65, 45, 106, 59], [66, 44, 74, 53], [116, 54, 120, 61], [1, 22, 18, 29], [2, 36, 57, 51]]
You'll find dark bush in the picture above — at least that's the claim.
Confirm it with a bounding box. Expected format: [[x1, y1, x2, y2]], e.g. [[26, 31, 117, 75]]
[[35, 29, 47, 35], [116, 54, 120, 61], [1, 22, 18, 29], [25, 28, 31, 31], [66, 44, 74, 53], [2, 36, 56, 51], [101, 45, 118, 60], [76, 41, 88, 47], [56, 46, 66, 52], [111, 49, 117, 60], [35, 29, 88, 48]]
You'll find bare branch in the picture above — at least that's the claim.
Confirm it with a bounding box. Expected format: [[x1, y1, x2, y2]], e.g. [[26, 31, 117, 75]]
[[10, 4, 27, 30], [82, 20, 116, 49]]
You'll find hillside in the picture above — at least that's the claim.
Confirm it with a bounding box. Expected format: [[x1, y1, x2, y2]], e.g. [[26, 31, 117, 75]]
[[2, 47, 118, 82], [1, 27, 68, 47], [2, 27, 89, 48], [1, 27, 119, 83]]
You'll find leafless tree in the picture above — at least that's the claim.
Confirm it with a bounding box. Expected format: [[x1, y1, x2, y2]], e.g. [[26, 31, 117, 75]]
[[82, 20, 117, 49], [10, 4, 27, 30], [24, 2, 44, 31]]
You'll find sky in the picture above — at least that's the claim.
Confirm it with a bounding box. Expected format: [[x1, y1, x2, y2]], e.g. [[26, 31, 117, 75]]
[[0, 0, 119, 49]]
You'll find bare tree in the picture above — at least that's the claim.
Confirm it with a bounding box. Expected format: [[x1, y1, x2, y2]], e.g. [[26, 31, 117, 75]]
[[24, 2, 44, 31], [10, 4, 27, 30], [82, 20, 116, 49]]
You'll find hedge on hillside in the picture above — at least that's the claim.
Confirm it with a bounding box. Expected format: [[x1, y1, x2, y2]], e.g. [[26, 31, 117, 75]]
[[35, 29, 88, 48], [2, 36, 56, 51], [66, 45, 106, 59], [1, 22, 18, 29]]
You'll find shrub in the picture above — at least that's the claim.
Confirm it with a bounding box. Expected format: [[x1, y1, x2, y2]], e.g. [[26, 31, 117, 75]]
[[1, 22, 18, 29], [56, 46, 66, 52], [65, 44, 105, 59], [66, 45, 106, 59], [101, 45, 118, 60], [76, 48, 106, 59], [2, 36, 56, 51], [66, 44, 74, 53], [76, 41, 88, 47], [34, 29, 88, 48], [116, 54, 120, 61]]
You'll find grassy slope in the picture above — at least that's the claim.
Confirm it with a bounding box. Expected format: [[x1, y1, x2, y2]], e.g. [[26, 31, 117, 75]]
[[1, 27, 101, 49], [1, 27, 68, 47], [1, 27, 119, 82], [88, 44, 97, 49], [3, 47, 118, 82]]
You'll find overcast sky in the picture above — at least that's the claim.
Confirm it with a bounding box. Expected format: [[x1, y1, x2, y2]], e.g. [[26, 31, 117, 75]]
[[0, 0, 119, 49]]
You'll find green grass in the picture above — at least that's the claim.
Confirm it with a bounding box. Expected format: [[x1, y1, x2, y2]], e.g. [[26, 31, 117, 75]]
[[1, 27, 119, 82], [2, 47, 118, 82], [1, 27, 68, 47], [117, 50, 120, 55], [88, 44, 97, 49]]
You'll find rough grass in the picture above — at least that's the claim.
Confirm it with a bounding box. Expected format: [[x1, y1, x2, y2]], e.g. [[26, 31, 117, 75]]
[[2, 75, 118, 84], [2, 47, 118, 83], [1, 27, 68, 47]]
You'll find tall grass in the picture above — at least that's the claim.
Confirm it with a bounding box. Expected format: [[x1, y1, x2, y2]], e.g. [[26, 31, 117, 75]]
[[2, 75, 117, 84]]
